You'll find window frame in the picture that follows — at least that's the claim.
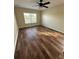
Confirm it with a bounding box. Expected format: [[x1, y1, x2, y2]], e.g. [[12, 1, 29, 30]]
[[23, 13, 37, 24]]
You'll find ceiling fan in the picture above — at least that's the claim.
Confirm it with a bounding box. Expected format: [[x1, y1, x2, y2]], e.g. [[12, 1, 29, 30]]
[[36, 0, 50, 8]]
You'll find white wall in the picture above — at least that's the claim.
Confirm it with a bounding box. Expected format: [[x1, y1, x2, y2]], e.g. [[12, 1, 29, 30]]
[[14, 15, 18, 49], [42, 4, 64, 33], [15, 7, 41, 28]]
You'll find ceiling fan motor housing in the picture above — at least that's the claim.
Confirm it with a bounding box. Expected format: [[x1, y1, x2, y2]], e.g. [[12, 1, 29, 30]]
[[39, 3, 43, 6]]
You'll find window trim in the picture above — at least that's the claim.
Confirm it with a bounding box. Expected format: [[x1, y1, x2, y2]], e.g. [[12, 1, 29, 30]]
[[23, 13, 37, 24]]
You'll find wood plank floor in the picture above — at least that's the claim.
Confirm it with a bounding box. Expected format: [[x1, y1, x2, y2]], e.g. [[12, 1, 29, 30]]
[[14, 26, 64, 59]]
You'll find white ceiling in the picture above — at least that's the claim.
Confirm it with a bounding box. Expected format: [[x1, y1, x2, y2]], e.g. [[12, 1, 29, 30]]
[[14, 0, 64, 10]]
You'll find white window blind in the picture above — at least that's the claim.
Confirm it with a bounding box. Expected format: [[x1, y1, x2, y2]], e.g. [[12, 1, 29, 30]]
[[24, 13, 37, 24]]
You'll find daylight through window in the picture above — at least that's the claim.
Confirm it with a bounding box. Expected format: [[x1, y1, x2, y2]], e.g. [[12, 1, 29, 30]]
[[24, 13, 37, 24]]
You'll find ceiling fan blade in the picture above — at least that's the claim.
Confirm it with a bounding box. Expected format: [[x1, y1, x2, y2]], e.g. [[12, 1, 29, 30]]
[[43, 6, 48, 8], [40, 0, 43, 2], [43, 2, 50, 5]]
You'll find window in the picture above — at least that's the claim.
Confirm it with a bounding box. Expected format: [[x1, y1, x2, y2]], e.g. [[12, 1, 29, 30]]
[[24, 13, 37, 24]]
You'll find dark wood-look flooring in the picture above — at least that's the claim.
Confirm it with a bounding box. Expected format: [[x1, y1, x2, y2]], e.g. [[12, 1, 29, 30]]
[[15, 26, 64, 59]]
